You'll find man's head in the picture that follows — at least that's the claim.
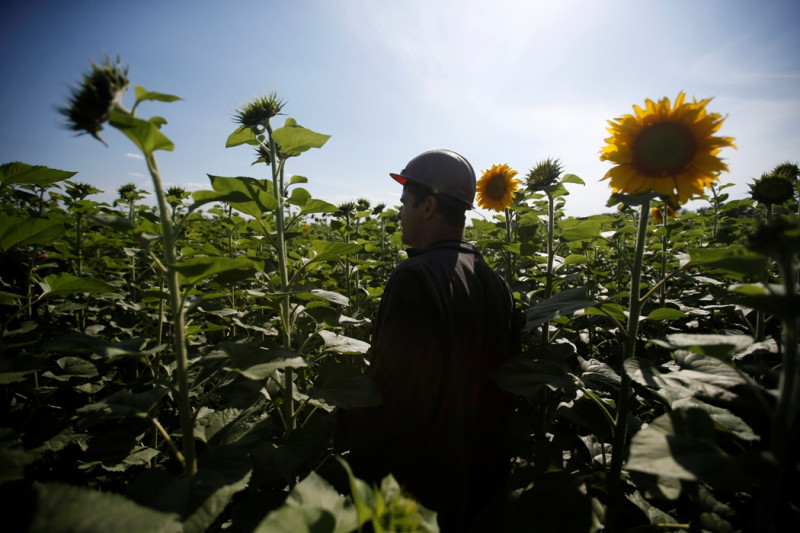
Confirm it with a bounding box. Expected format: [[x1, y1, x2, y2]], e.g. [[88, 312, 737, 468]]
[[391, 149, 476, 247], [390, 149, 476, 209]]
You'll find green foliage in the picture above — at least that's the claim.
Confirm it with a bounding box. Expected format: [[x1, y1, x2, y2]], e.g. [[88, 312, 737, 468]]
[[2, 55, 798, 531]]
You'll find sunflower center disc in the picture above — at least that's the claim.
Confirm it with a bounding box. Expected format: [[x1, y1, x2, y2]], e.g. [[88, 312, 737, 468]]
[[633, 122, 697, 177], [487, 176, 507, 199]]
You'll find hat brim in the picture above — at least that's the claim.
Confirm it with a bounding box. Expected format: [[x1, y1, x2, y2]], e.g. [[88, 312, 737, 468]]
[[389, 173, 407, 185], [389, 172, 474, 209]]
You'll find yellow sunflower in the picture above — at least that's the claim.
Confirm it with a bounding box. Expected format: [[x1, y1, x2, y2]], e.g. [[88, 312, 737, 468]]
[[477, 164, 520, 211], [650, 205, 679, 223], [600, 92, 736, 204]]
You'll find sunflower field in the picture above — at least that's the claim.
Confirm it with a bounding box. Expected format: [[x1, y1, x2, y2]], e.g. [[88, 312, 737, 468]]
[[1, 58, 799, 533]]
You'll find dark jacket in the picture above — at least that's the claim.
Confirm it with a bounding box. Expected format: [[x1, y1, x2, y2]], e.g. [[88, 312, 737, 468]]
[[341, 240, 519, 523]]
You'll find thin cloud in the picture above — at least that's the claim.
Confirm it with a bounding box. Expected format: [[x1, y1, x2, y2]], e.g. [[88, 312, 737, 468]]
[[125, 152, 144, 160]]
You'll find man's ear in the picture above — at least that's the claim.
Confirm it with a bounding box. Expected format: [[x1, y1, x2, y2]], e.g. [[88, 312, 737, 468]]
[[423, 195, 437, 218]]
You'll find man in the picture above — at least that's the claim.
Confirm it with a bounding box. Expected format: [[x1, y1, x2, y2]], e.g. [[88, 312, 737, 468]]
[[340, 149, 519, 530]]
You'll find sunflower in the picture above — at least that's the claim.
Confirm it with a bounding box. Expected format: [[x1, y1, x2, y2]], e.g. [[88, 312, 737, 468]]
[[59, 56, 129, 146], [234, 92, 285, 129], [749, 173, 796, 206], [477, 164, 520, 212], [650, 205, 679, 223], [527, 158, 563, 191], [772, 162, 799, 181], [600, 92, 736, 204]]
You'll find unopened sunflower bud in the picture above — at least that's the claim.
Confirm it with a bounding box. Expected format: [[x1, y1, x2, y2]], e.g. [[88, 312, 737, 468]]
[[59, 56, 129, 145], [526, 158, 563, 192], [234, 92, 285, 130], [749, 173, 796, 206]]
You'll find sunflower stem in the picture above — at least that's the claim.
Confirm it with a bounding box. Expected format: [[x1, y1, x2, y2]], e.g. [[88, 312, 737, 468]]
[[763, 251, 800, 529], [144, 150, 197, 477], [265, 122, 295, 435], [504, 207, 513, 283], [606, 198, 650, 530], [755, 203, 773, 341], [542, 192, 556, 345]]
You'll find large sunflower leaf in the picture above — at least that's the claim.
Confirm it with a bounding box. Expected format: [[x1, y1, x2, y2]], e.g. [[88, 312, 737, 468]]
[[0, 215, 65, 252], [626, 408, 776, 492], [561, 220, 602, 242], [134, 86, 182, 104], [202, 175, 278, 217], [525, 287, 598, 329], [492, 353, 575, 397], [254, 471, 357, 533], [172, 256, 261, 285], [225, 125, 258, 148], [686, 246, 768, 278], [0, 162, 76, 187], [308, 241, 362, 264], [29, 482, 182, 533], [37, 273, 115, 299], [649, 333, 754, 360], [317, 330, 370, 354], [218, 341, 307, 380], [109, 111, 174, 155], [272, 119, 330, 157]]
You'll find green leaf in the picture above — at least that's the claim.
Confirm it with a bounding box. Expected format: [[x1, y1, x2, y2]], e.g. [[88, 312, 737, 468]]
[[310, 363, 381, 410], [272, 121, 330, 157], [561, 220, 602, 242], [0, 215, 65, 252], [492, 353, 575, 397], [561, 173, 585, 185], [288, 187, 312, 207], [255, 470, 358, 533], [583, 302, 627, 324], [30, 482, 182, 533], [686, 246, 768, 278], [77, 387, 169, 419], [336, 457, 376, 526], [308, 241, 362, 264], [317, 330, 370, 354], [0, 354, 45, 384], [0, 162, 76, 188], [255, 506, 336, 533], [203, 175, 278, 217], [607, 191, 662, 208], [45, 356, 99, 382], [625, 355, 750, 406], [109, 110, 174, 155], [299, 198, 338, 216], [650, 333, 754, 360], [297, 289, 350, 306], [626, 408, 776, 491], [134, 86, 182, 104], [728, 283, 800, 321], [172, 256, 261, 285], [563, 254, 588, 266], [0, 428, 37, 483], [88, 214, 135, 232], [225, 125, 258, 148], [42, 333, 151, 359], [219, 342, 307, 380], [644, 308, 687, 321], [500, 471, 599, 533], [0, 290, 21, 306], [171, 448, 253, 533], [525, 287, 598, 329], [38, 273, 115, 299]]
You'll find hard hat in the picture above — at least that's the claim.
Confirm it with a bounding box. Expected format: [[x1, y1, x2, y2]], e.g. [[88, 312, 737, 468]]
[[390, 149, 476, 208]]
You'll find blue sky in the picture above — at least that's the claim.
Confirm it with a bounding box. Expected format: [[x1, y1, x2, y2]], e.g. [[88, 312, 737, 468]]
[[2, 0, 798, 219]]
